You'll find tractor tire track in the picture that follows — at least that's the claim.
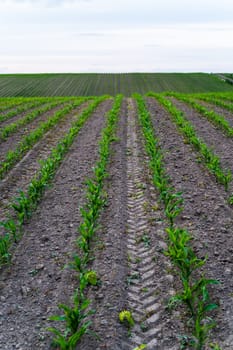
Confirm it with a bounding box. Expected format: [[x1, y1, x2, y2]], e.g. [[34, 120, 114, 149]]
[[125, 98, 180, 350]]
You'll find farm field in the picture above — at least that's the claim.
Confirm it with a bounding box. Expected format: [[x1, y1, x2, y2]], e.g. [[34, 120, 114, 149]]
[[1, 73, 233, 97], [0, 92, 233, 350]]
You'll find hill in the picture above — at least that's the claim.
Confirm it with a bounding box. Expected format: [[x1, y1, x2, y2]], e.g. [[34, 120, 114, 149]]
[[0, 73, 233, 97]]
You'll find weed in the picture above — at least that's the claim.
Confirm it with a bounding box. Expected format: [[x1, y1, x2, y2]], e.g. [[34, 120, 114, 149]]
[[127, 272, 140, 285], [140, 322, 148, 332], [140, 233, 151, 247]]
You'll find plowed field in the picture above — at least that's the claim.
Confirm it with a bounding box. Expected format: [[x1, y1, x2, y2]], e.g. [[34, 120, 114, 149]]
[[0, 93, 233, 350]]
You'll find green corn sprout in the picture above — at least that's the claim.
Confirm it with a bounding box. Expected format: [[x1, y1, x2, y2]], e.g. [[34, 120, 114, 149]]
[[119, 310, 135, 328]]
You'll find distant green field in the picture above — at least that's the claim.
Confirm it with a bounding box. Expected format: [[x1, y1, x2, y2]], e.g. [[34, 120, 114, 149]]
[[0, 73, 233, 97]]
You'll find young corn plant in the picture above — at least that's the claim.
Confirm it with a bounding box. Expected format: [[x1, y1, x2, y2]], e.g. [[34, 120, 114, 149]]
[[0, 96, 108, 265], [147, 92, 232, 191], [133, 93, 183, 226], [0, 100, 63, 140], [0, 219, 18, 243], [134, 93, 220, 349], [0, 98, 51, 123], [0, 97, 89, 180], [119, 310, 135, 329], [48, 289, 94, 350], [168, 92, 233, 138], [0, 235, 11, 264], [49, 95, 123, 347]]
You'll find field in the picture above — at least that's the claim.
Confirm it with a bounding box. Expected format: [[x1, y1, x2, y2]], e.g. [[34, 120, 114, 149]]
[[1, 73, 233, 96], [0, 89, 233, 350]]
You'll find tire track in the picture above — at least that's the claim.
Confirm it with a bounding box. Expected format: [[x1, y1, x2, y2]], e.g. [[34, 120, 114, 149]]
[[125, 98, 179, 350]]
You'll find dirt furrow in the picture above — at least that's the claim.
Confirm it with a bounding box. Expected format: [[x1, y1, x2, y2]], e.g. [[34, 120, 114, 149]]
[[0, 101, 55, 129], [0, 101, 51, 126], [77, 98, 181, 350], [0, 101, 78, 162], [0, 100, 110, 349], [0, 100, 104, 224], [146, 97, 233, 349], [168, 97, 233, 188], [194, 99, 233, 128], [77, 99, 128, 350]]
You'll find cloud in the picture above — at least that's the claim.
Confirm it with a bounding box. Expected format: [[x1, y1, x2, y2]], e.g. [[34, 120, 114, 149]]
[[0, 0, 233, 72], [0, 0, 92, 8], [76, 32, 105, 37], [0, 66, 9, 73]]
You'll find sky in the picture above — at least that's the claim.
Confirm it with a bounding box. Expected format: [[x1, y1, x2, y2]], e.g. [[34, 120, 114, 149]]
[[0, 0, 233, 73]]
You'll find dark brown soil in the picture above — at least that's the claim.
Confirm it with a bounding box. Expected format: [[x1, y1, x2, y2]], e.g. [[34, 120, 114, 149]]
[[0, 100, 112, 349], [169, 97, 233, 194], [0, 103, 52, 128], [0, 97, 232, 350], [146, 97, 233, 349], [194, 99, 233, 129], [0, 100, 94, 224], [79, 99, 183, 350], [0, 100, 85, 163]]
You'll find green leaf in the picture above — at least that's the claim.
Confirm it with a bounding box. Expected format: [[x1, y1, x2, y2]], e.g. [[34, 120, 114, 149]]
[[204, 303, 218, 312]]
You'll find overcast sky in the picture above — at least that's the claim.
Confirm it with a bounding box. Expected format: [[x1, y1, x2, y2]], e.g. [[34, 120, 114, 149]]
[[0, 0, 233, 73]]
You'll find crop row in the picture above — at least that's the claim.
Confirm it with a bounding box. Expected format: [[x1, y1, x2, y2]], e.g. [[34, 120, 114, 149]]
[[0, 98, 91, 179], [47, 95, 123, 349], [147, 93, 232, 191], [0, 97, 56, 124], [189, 93, 233, 113], [0, 97, 39, 113], [0, 96, 108, 265], [134, 93, 220, 350], [0, 99, 68, 140], [1, 73, 233, 97], [166, 93, 233, 137]]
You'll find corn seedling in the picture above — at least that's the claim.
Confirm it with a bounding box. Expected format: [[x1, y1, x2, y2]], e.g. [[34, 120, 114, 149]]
[[169, 93, 233, 138], [49, 95, 122, 347], [134, 93, 220, 349], [0, 98, 88, 179], [119, 310, 135, 329], [0, 97, 107, 265], [133, 344, 147, 350], [84, 270, 99, 286], [0, 100, 64, 140], [48, 289, 94, 350], [0, 235, 11, 264], [0, 219, 18, 243], [148, 93, 232, 191]]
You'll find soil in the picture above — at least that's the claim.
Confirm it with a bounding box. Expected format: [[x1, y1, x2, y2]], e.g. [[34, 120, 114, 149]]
[[169, 97, 233, 194], [194, 99, 233, 129], [146, 97, 233, 349], [0, 97, 232, 349], [0, 100, 93, 224], [0, 99, 112, 349], [0, 100, 86, 163], [0, 101, 55, 126]]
